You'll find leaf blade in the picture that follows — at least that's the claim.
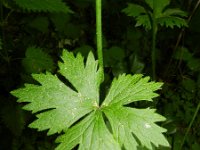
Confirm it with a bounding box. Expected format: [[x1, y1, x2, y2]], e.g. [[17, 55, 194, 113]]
[[103, 106, 170, 149], [56, 111, 121, 150], [102, 74, 163, 106], [59, 50, 101, 105]]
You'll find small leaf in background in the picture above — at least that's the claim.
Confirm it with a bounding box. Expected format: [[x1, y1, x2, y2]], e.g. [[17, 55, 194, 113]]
[[14, 0, 72, 13], [64, 23, 82, 39], [131, 55, 145, 74], [104, 46, 125, 66], [151, 0, 170, 17], [122, 4, 151, 30], [107, 46, 125, 61], [12, 50, 169, 150], [22, 47, 55, 74], [192, 142, 200, 150], [28, 17, 49, 33], [187, 58, 200, 72], [74, 45, 94, 57], [104, 46, 126, 76], [122, 3, 146, 17], [135, 14, 152, 30], [50, 13, 71, 33], [181, 78, 196, 93], [158, 16, 188, 28], [0, 101, 26, 137], [173, 47, 200, 71], [123, 0, 188, 30], [173, 47, 193, 61]]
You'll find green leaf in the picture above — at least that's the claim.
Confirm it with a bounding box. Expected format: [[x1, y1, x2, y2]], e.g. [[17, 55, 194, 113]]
[[58, 51, 102, 103], [145, 0, 170, 17], [135, 14, 152, 30], [123, 0, 187, 30], [56, 111, 121, 150], [187, 58, 200, 71], [122, 3, 151, 30], [74, 45, 95, 57], [122, 3, 146, 17], [102, 74, 163, 106], [0, 101, 26, 136], [162, 8, 188, 17], [104, 46, 125, 63], [173, 47, 193, 61], [22, 47, 55, 74], [50, 13, 71, 33], [28, 16, 49, 33], [131, 56, 145, 74], [144, 0, 153, 9], [181, 78, 196, 93], [14, 0, 72, 13], [103, 107, 169, 149], [158, 16, 188, 28], [12, 50, 169, 149]]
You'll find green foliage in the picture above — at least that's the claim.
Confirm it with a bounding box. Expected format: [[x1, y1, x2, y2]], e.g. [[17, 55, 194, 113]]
[[11, 50, 169, 149], [122, 3, 151, 30], [74, 45, 94, 57], [131, 56, 145, 74], [174, 47, 200, 72], [122, 0, 188, 30], [0, 101, 26, 137], [14, 0, 72, 13], [104, 46, 126, 76], [50, 13, 71, 34], [22, 47, 55, 74]]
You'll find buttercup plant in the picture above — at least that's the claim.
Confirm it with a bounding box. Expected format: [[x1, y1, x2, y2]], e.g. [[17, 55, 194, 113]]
[[11, 0, 170, 149]]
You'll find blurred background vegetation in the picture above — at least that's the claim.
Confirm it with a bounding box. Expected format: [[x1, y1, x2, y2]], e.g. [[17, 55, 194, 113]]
[[0, 0, 200, 149]]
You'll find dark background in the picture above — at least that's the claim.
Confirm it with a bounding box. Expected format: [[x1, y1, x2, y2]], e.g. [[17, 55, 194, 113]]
[[0, 0, 200, 149]]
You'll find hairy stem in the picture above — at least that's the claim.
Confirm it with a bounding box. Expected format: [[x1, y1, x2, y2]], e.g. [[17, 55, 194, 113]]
[[180, 101, 200, 149], [96, 0, 104, 70]]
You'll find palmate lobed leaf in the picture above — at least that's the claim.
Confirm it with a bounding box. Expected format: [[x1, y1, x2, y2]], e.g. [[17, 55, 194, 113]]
[[123, 0, 188, 30], [103, 106, 169, 149], [122, 3, 146, 17], [135, 14, 152, 30], [158, 16, 188, 28], [145, 0, 170, 17], [11, 50, 169, 149], [122, 4, 151, 30]]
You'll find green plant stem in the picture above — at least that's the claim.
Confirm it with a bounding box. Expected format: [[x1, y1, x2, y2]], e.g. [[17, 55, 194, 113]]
[[180, 101, 200, 149], [152, 1, 157, 80], [96, 0, 104, 70]]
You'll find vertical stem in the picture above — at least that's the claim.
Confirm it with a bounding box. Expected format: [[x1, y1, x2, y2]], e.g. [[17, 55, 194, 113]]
[[152, 0, 157, 80], [96, 0, 103, 69], [180, 101, 200, 149]]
